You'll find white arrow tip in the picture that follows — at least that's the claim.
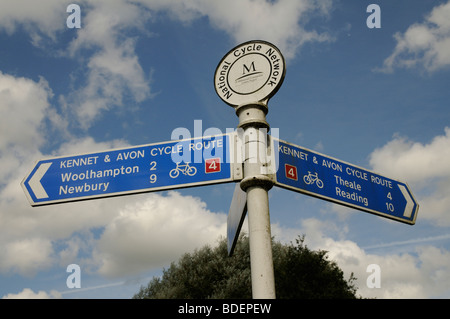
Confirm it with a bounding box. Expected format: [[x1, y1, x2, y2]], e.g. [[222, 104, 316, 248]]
[[28, 163, 52, 199], [398, 184, 415, 218]]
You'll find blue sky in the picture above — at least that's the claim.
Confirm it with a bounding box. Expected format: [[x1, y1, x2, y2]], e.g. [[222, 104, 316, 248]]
[[1, 0, 450, 299]]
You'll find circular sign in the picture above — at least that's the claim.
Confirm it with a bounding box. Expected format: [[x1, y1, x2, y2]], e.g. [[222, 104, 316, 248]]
[[214, 40, 286, 107]]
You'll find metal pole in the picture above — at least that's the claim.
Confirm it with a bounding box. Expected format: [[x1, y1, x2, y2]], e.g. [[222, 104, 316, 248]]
[[237, 102, 276, 299]]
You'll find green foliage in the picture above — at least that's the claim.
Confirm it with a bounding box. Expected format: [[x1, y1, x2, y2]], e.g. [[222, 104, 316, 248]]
[[274, 236, 358, 299], [133, 235, 358, 299]]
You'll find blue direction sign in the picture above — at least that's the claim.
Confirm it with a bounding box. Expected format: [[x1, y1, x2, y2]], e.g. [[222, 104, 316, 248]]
[[22, 134, 237, 206], [273, 138, 419, 225]]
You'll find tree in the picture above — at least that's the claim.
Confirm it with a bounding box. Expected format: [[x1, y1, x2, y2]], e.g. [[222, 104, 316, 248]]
[[133, 235, 358, 299]]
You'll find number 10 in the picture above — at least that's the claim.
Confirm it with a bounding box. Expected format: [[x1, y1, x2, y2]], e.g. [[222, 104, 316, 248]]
[[386, 192, 394, 212]]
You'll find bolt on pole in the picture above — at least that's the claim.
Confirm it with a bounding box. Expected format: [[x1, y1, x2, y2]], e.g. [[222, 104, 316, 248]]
[[236, 102, 276, 299]]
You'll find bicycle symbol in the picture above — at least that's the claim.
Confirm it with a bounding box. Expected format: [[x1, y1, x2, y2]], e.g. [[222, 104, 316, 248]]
[[169, 162, 197, 178], [303, 171, 324, 189]]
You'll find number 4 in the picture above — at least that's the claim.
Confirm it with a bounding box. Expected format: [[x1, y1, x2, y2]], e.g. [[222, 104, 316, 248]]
[[387, 192, 392, 200], [285, 164, 298, 181], [205, 158, 221, 173]]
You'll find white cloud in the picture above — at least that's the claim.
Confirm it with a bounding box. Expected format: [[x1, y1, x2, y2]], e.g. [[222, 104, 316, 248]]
[[0, 0, 69, 36], [286, 218, 450, 298], [54, 136, 129, 157], [201, 0, 333, 59], [0, 73, 55, 277], [0, 0, 334, 129], [369, 128, 450, 226], [0, 75, 132, 276], [135, 0, 334, 59], [416, 245, 450, 297], [369, 127, 450, 183], [0, 1, 154, 129], [0, 72, 55, 211], [64, 0, 153, 128], [1, 187, 227, 279], [63, 0, 334, 126], [0, 238, 54, 277], [93, 192, 227, 277], [2, 288, 61, 299], [0, 72, 52, 150], [379, 0, 450, 73], [0, 70, 225, 281]]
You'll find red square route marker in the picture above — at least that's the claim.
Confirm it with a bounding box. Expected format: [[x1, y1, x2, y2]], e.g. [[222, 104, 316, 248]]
[[205, 158, 221, 173], [285, 164, 298, 181]]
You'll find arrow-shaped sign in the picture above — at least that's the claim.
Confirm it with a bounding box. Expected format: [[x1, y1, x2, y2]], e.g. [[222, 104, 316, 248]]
[[22, 134, 240, 206], [272, 137, 419, 225]]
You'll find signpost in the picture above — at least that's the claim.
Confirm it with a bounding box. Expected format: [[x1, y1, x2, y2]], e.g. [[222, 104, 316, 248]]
[[22, 134, 237, 206], [273, 138, 419, 225], [215, 40, 286, 299], [22, 39, 419, 300]]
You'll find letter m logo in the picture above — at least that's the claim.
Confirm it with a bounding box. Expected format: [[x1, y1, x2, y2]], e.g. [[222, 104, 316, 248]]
[[243, 61, 256, 75]]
